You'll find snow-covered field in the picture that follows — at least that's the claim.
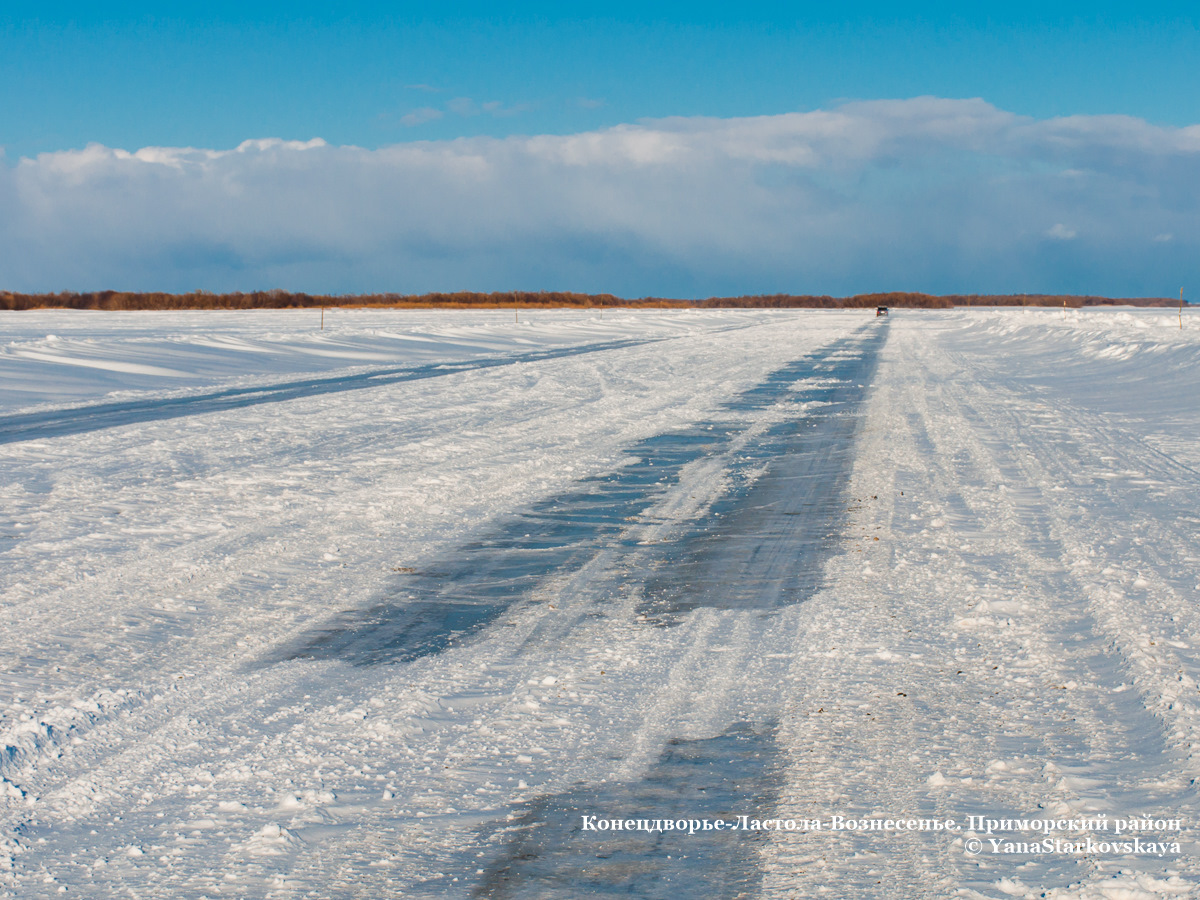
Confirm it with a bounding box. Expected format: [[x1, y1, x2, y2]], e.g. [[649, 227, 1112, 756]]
[[2, 306, 1199, 898]]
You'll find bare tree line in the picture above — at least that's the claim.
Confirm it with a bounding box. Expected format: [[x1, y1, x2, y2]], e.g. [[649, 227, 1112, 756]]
[[0, 289, 1182, 311]]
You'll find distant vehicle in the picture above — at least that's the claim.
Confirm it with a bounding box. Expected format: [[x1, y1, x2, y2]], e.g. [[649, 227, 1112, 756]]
[[876, 306, 888, 317]]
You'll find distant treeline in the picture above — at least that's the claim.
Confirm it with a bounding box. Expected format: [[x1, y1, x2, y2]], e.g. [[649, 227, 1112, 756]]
[[0, 289, 1185, 311], [0, 290, 686, 311]]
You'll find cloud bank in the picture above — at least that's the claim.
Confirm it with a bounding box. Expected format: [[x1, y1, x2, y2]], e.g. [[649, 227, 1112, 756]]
[[3, 98, 1198, 296]]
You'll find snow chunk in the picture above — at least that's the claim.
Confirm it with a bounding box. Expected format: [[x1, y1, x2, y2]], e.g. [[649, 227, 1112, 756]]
[[243, 823, 302, 856]]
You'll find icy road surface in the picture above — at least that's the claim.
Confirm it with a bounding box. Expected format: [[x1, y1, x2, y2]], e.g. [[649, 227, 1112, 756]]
[[2, 307, 1200, 898]]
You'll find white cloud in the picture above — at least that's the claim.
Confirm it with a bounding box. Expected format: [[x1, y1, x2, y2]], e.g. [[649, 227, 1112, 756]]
[[399, 107, 443, 127], [1, 97, 1197, 296]]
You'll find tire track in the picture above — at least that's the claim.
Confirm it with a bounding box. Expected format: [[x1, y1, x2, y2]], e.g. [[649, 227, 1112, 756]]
[[0, 337, 666, 445]]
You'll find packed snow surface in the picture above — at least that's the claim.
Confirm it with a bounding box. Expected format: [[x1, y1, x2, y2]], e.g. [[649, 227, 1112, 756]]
[[1, 306, 1199, 898]]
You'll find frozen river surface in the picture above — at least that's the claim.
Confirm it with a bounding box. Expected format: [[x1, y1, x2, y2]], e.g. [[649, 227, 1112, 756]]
[[2, 307, 1200, 898]]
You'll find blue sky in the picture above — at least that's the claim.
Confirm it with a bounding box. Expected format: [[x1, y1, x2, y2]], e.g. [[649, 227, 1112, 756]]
[[2, 3, 1198, 296], [5, 2, 1199, 157]]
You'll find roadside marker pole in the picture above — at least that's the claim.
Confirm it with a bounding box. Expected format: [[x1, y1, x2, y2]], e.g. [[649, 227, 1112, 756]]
[[1181, 287, 1185, 330]]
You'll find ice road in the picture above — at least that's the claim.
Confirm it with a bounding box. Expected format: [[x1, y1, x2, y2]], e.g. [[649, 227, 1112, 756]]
[[2, 307, 1200, 898]]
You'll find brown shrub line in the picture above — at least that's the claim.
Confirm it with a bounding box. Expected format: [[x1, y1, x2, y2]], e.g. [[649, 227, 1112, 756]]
[[0, 289, 1184, 311]]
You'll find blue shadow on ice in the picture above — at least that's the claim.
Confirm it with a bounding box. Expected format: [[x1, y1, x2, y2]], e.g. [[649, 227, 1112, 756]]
[[270, 321, 888, 667], [470, 721, 783, 900]]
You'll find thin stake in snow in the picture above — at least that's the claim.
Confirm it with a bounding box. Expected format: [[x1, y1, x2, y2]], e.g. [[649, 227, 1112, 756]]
[[1181, 287, 1185, 330]]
